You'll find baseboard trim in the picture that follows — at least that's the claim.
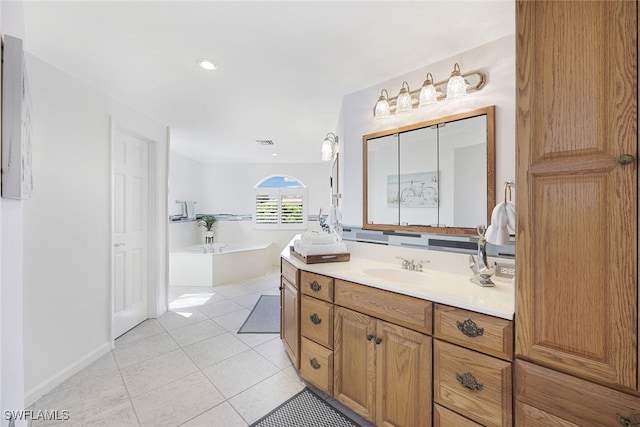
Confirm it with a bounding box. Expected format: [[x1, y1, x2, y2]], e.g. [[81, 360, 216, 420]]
[[24, 342, 112, 407]]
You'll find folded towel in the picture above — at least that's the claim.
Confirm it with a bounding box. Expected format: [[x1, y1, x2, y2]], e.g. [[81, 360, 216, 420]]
[[301, 242, 348, 257], [294, 240, 347, 257], [301, 232, 336, 246]]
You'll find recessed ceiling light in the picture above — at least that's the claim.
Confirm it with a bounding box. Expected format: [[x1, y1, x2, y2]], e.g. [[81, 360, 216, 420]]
[[198, 59, 217, 71], [272, 153, 278, 157]]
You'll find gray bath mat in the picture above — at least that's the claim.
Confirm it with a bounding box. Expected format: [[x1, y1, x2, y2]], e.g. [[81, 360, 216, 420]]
[[237, 295, 280, 333], [249, 388, 361, 427]]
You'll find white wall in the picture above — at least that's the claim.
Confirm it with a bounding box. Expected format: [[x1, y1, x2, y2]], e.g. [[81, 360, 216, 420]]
[[0, 1, 27, 424], [22, 54, 169, 405], [168, 153, 329, 264], [338, 35, 516, 227]]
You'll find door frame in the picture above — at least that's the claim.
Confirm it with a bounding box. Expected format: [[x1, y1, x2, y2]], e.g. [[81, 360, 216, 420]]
[[109, 118, 168, 343]]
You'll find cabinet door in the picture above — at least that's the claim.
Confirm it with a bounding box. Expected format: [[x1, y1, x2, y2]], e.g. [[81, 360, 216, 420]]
[[376, 321, 432, 427], [281, 277, 299, 369], [516, 0, 638, 389], [333, 306, 376, 422]]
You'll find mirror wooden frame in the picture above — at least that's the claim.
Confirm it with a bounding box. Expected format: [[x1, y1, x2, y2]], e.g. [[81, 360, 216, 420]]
[[362, 105, 496, 235]]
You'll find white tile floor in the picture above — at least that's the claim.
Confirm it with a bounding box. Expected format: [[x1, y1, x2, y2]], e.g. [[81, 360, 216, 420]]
[[28, 271, 372, 427]]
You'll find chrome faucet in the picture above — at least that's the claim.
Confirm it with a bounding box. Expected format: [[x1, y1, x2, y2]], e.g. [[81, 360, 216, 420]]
[[396, 256, 430, 272], [469, 226, 497, 287]]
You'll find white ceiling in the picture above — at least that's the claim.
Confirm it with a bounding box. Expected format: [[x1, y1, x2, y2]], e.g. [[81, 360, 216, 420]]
[[22, 1, 515, 164]]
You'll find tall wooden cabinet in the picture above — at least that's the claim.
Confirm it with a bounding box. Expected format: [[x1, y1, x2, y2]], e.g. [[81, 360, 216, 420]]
[[515, 0, 639, 424]]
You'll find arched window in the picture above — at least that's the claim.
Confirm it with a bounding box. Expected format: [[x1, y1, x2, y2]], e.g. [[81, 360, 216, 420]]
[[254, 175, 307, 229]]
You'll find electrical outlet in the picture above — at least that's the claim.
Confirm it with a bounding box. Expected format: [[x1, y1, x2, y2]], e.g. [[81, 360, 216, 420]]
[[496, 264, 516, 278]]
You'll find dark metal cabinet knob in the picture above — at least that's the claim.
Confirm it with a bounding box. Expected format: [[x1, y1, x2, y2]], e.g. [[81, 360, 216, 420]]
[[310, 313, 322, 325], [375, 337, 382, 345], [618, 154, 635, 165], [310, 358, 321, 369], [310, 280, 322, 292], [367, 334, 374, 341]]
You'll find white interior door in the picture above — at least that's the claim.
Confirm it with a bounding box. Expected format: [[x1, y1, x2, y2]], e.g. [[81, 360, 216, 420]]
[[113, 128, 149, 338]]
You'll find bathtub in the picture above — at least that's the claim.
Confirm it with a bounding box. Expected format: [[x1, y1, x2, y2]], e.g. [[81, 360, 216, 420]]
[[169, 242, 273, 286]]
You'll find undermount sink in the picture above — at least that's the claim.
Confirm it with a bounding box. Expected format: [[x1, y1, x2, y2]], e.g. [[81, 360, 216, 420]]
[[363, 268, 434, 285]]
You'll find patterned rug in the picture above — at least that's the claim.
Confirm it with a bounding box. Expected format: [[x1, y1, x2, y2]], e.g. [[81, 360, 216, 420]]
[[249, 388, 361, 427]]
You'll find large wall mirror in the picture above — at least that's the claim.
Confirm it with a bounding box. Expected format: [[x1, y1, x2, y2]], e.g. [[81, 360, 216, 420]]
[[363, 106, 495, 235]]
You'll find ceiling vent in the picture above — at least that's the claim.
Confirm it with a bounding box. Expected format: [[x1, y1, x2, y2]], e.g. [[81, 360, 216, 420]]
[[256, 139, 274, 146]]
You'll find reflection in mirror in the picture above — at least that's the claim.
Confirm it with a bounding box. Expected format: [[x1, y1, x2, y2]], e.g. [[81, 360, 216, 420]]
[[363, 106, 495, 235]]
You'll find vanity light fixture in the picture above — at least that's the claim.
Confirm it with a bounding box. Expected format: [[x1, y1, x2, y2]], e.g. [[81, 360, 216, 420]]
[[372, 63, 486, 118], [395, 81, 413, 114], [374, 89, 391, 119], [446, 63, 468, 99], [321, 133, 338, 162], [419, 72, 439, 107], [198, 59, 218, 71]]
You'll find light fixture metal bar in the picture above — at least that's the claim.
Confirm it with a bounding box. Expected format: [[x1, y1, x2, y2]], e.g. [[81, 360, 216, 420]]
[[383, 69, 486, 112]]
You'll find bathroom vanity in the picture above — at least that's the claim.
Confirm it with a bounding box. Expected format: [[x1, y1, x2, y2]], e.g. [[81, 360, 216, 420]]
[[280, 241, 514, 427]]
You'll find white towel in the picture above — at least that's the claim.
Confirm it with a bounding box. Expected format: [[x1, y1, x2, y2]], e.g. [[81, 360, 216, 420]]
[[185, 201, 197, 220], [485, 203, 510, 246], [300, 242, 348, 257], [301, 232, 336, 246], [505, 201, 516, 232]]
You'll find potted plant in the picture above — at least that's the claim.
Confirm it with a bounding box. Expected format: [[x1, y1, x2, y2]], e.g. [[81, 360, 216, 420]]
[[198, 215, 216, 244]]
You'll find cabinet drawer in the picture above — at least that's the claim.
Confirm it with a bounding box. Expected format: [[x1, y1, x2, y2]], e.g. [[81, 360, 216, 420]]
[[515, 360, 640, 427], [434, 404, 482, 427], [515, 400, 579, 427], [300, 337, 333, 395], [301, 271, 334, 302], [335, 279, 432, 334], [301, 295, 333, 349], [434, 304, 513, 361], [281, 258, 299, 288], [434, 340, 512, 427]]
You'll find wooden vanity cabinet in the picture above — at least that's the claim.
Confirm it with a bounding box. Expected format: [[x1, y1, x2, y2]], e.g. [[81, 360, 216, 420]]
[[280, 258, 300, 369], [333, 280, 432, 427], [299, 271, 335, 395], [433, 304, 513, 427]]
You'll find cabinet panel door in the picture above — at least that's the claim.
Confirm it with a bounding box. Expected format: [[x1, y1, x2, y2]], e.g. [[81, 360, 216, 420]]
[[376, 321, 432, 427], [281, 277, 299, 369], [516, 0, 637, 389], [333, 307, 376, 422]]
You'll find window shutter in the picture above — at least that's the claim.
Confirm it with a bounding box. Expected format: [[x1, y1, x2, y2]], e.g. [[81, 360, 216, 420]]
[[255, 193, 278, 224], [280, 192, 304, 225]]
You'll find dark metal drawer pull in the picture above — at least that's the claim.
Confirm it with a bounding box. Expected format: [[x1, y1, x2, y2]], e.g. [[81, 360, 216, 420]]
[[457, 319, 484, 337], [310, 280, 322, 292], [310, 313, 322, 325], [310, 358, 321, 370], [617, 413, 640, 426], [456, 372, 483, 391]]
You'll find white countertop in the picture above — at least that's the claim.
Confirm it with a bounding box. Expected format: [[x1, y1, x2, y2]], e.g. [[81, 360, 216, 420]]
[[281, 239, 515, 320]]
